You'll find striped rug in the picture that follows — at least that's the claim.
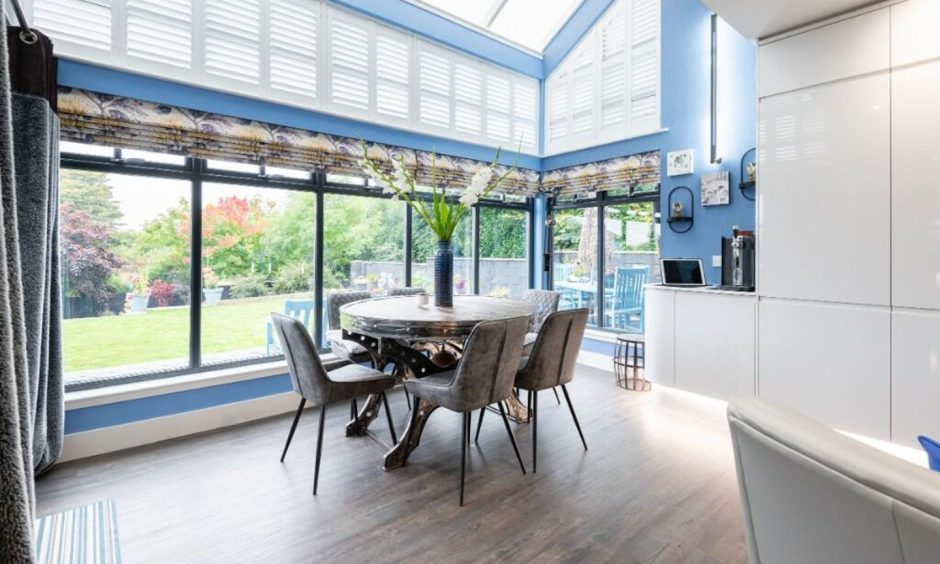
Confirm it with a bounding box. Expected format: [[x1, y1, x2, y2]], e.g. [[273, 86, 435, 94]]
[[34, 500, 121, 564]]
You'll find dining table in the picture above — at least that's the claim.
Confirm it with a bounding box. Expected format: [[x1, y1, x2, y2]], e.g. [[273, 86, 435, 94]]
[[339, 294, 536, 470]]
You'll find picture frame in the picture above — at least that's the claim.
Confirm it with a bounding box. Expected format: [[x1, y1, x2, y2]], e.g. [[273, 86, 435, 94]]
[[701, 171, 730, 206], [667, 149, 694, 176]]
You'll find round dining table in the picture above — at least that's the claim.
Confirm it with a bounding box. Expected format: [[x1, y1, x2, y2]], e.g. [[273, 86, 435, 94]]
[[339, 295, 535, 470]]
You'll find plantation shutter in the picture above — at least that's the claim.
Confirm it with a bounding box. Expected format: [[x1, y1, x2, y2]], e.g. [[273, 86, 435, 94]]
[[205, 0, 260, 83], [570, 36, 594, 141], [328, 9, 370, 112], [599, 2, 628, 136], [269, 0, 318, 98], [417, 42, 452, 130], [374, 28, 411, 121], [512, 79, 537, 150], [484, 69, 511, 143], [547, 68, 570, 150], [630, 0, 660, 130], [126, 0, 191, 68], [453, 58, 482, 136], [33, 0, 112, 52]]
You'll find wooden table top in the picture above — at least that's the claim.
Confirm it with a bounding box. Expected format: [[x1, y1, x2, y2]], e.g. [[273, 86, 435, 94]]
[[339, 295, 535, 340]]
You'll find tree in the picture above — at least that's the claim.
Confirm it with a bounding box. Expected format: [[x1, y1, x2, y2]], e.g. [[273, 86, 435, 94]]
[[479, 208, 525, 258], [60, 170, 122, 229]]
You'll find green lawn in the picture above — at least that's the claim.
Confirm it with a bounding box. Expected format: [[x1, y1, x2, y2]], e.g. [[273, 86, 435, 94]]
[[63, 294, 313, 373]]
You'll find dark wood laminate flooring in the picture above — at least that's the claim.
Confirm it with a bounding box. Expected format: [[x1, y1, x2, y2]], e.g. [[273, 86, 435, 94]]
[[36, 366, 748, 564]]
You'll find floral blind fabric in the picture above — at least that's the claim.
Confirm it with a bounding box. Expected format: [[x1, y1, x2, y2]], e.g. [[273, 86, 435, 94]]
[[541, 150, 660, 195], [56, 87, 540, 195]]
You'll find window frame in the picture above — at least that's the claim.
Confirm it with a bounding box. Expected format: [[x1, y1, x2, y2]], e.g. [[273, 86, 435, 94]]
[[59, 146, 533, 391]]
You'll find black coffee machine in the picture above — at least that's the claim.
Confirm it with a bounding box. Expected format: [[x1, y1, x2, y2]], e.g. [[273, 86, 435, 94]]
[[720, 226, 755, 291]]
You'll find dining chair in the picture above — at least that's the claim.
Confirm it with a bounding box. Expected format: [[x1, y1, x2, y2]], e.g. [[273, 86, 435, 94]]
[[265, 298, 315, 355], [604, 266, 648, 333], [326, 290, 373, 365], [271, 313, 398, 495], [405, 316, 529, 506], [388, 287, 427, 297], [513, 308, 589, 473], [520, 289, 560, 355]]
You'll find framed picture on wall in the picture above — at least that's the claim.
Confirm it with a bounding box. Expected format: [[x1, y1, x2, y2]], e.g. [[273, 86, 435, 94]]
[[667, 149, 694, 176], [701, 171, 730, 206]]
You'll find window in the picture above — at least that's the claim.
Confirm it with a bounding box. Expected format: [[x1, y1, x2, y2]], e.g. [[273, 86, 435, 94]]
[[58, 144, 532, 389], [60, 169, 191, 382], [479, 207, 528, 298], [552, 208, 598, 320], [603, 202, 659, 331], [29, 0, 540, 154], [545, 0, 661, 154]]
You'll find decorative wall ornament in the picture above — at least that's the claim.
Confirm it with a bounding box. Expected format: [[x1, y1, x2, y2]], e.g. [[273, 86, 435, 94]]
[[666, 149, 694, 176], [701, 170, 731, 206], [56, 87, 540, 195]]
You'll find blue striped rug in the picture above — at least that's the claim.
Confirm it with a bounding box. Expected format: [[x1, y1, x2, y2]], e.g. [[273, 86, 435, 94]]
[[34, 500, 121, 564]]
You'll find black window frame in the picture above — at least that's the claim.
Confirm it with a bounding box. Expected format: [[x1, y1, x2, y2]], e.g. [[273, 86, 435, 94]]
[[60, 146, 534, 391]]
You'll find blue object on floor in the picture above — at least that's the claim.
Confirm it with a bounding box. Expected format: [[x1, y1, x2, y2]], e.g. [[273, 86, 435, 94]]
[[917, 435, 940, 472]]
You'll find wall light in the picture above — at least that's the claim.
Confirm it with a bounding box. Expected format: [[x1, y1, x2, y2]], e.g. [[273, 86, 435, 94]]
[[710, 13, 722, 165]]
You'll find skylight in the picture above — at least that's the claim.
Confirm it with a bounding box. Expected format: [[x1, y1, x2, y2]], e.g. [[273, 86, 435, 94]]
[[414, 0, 584, 53]]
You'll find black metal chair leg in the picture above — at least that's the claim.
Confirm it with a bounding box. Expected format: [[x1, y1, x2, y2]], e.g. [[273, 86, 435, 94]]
[[313, 405, 326, 495], [474, 407, 485, 443], [381, 391, 398, 444], [460, 411, 469, 506], [403, 387, 412, 411], [561, 384, 587, 451], [532, 391, 538, 473], [498, 402, 526, 475], [350, 397, 358, 422], [553, 387, 561, 405], [280, 398, 306, 462], [466, 411, 472, 446]]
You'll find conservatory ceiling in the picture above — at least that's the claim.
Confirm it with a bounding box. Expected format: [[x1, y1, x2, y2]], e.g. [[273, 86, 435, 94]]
[[410, 0, 584, 52]]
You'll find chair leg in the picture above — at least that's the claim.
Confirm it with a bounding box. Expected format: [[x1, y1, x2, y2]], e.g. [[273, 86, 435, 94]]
[[532, 391, 538, 474], [381, 391, 397, 444], [561, 384, 587, 451], [460, 411, 469, 506], [403, 387, 412, 411], [466, 411, 472, 446], [350, 397, 358, 422], [474, 407, 485, 443], [498, 401, 526, 475], [313, 405, 326, 496], [553, 387, 561, 405], [280, 398, 306, 462]]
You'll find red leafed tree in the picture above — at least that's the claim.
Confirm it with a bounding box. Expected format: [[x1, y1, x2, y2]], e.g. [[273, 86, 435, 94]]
[[60, 202, 123, 304]]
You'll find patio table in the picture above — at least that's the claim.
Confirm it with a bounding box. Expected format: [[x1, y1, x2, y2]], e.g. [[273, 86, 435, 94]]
[[340, 295, 535, 470]]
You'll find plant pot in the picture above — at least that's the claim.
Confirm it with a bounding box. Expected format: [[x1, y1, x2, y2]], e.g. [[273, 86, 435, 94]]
[[129, 293, 150, 313], [204, 287, 224, 306], [434, 240, 454, 307]]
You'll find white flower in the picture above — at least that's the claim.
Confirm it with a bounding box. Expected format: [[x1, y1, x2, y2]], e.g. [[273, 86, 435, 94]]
[[459, 191, 480, 207], [394, 159, 410, 190], [469, 166, 492, 194]]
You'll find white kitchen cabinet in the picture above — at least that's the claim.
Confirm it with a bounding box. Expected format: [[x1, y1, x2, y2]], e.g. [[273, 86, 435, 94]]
[[758, 8, 889, 98], [891, 309, 940, 447], [758, 73, 890, 306], [891, 60, 940, 310], [891, 0, 940, 67], [675, 291, 756, 402], [758, 299, 890, 440], [644, 287, 675, 386]]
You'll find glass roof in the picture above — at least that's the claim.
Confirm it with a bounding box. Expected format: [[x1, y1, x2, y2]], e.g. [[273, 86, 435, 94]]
[[415, 0, 583, 53]]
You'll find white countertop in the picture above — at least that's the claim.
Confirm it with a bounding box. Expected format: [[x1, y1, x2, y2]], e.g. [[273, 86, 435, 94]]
[[645, 284, 757, 297]]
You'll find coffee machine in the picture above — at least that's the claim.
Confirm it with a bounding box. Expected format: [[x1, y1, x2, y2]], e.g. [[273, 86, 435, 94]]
[[720, 226, 755, 291]]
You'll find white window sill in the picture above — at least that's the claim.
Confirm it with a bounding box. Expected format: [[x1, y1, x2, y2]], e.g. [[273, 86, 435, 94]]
[[583, 328, 621, 344], [64, 356, 325, 410]]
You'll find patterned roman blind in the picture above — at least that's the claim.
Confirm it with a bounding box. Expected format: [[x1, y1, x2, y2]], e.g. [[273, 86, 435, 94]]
[[56, 87, 541, 195], [541, 150, 660, 195]]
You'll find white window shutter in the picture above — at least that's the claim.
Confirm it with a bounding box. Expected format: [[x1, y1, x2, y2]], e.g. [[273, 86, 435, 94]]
[[374, 28, 410, 121], [417, 43, 452, 130], [269, 0, 317, 98], [570, 36, 595, 140], [33, 0, 112, 52], [547, 69, 570, 150], [485, 70, 511, 143], [126, 0, 191, 68], [454, 58, 482, 136], [512, 79, 538, 150], [205, 0, 261, 84], [329, 10, 370, 112], [599, 3, 628, 135], [630, 0, 660, 130]]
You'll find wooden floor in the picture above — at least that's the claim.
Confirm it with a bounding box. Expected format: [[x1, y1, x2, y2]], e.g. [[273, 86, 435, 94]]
[[36, 367, 748, 564]]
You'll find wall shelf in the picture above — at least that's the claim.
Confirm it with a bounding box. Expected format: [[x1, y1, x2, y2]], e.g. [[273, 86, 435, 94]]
[[666, 186, 695, 233]]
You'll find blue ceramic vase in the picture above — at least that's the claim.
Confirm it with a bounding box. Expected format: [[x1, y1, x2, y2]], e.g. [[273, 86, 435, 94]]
[[434, 240, 454, 307]]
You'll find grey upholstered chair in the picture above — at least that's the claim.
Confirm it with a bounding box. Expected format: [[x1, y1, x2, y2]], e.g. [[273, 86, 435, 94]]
[[521, 289, 560, 354], [388, 287, 427, 297], [405, 316, 529, 506], [271, 313, 398, 495], [514, 308, 589, 473], [326, 290, 373, 364]]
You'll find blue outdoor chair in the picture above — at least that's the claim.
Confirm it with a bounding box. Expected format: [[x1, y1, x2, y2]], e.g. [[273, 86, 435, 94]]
[[266, 299, 316, 355], [605, 266, 648, 333]]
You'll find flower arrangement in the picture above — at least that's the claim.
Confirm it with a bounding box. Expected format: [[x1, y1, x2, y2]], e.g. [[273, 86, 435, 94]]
[[358, 141, 514, 242]]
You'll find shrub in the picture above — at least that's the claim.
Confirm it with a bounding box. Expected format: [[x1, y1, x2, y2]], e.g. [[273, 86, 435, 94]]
[[229, 274, 272, 299], [273, 263, 312, 294], [150, 279, 176, 307]]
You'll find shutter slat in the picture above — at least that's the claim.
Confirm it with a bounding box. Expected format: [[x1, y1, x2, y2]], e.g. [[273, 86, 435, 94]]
[[330, 14, 370, 110], [270, 0, 317, 97], [206, 0, 260, 83], [34, 0, 111, 51], [127, 0, 191, 68]]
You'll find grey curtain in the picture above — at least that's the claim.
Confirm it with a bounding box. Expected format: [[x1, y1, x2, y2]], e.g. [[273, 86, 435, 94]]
[[1, 20, 64, 562]]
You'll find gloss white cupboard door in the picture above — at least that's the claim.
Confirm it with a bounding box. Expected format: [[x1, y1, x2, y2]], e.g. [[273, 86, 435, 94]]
[[758, 299, 890, 440], [892, 0, 940, 67], [675, 292, 756, 401], [758, 8, 888, 98], [758, 74, 890, 306], [892, 61, 940, 310], [644, 287, 675, 386], [891, 309, 940, 448]]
